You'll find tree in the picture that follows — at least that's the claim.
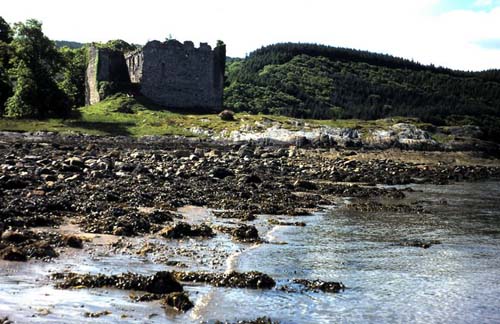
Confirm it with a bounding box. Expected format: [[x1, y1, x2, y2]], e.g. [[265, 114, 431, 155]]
[[102, 39, 137, 53], [6, 19, 68, 117], [0, 16, 13, 113], [5, 60, 37, 117], [58, 46, 87, 108], [0, 16, 12, 44]]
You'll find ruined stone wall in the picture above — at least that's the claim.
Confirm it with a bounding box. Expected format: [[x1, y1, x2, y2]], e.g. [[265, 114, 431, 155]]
[[85, 47, 100, 105], [85, 47, 131, 105], [125, 40, 225, 111], [125, 50, 143, 84]]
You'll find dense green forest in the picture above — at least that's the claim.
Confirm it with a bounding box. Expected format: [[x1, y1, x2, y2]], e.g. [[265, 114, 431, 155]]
[[224, 43, 500, 141]]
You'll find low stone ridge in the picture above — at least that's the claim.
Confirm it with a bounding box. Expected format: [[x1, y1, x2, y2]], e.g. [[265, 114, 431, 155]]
[[173, 271, 276, 289], [52, 271, 183, 294]]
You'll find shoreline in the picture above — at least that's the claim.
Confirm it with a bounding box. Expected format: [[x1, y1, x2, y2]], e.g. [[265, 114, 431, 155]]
[[1, 132, 500, 323]]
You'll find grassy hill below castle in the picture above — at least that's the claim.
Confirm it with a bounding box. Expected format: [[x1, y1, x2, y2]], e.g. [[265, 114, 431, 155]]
[[0, 93, 434, 139]]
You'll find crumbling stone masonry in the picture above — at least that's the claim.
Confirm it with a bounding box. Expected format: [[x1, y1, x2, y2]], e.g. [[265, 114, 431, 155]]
[[85, 40, 226, 111], [85, 47, 131, 105]]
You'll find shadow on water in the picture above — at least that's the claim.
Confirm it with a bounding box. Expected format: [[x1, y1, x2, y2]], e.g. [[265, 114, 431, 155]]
[[64, 120, 134, 136]]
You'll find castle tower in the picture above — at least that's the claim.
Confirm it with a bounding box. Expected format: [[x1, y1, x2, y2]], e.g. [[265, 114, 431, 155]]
[[124, 40, 226, 111]]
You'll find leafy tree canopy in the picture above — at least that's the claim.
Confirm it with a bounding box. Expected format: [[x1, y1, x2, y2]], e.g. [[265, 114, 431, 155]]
[[5, 19, 67, 117], [0, 16, 12, 44]]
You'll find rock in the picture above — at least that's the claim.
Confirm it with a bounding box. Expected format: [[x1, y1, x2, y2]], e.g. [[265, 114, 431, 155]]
[[212, 210, 256, 221], [84, 311, 111, 318], [146, 271, 184, 294], [53, 271, 183, 294], [64, 174, 81, 182], [173, 270, 276, 289], [1, 230, 28, 243], [159, 222, 215, 239], [268, 219, 306, 227], [243, 174, 262, 184], [398, 239, 441, 249], [237, 145, 254, 158], [25, 241, 58, 259], [219, 109, 235, 121], [1, 178, 28, 190], [162, 292, 194, 312], [295, 136, 310, 147], [0, 317, 13, 324], [0, 246, 27, 261], [231, 225, 260, 243], [292, 279, 345, 293], [65, 157, 85, 168], [293, 179, 318, 190], [212, 167, 235, 179], [63, 235, 83, 249]]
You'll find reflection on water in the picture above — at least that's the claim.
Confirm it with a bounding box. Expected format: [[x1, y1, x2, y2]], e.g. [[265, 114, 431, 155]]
[[1, 181, 499, 323]]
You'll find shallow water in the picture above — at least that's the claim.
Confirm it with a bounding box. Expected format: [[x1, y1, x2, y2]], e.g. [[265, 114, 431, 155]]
[[1, 181, 500, 323], [204, 181, 500, 323]]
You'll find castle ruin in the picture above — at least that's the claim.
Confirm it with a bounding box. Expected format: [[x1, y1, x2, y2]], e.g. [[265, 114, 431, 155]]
[[85, 40, 226, 111]]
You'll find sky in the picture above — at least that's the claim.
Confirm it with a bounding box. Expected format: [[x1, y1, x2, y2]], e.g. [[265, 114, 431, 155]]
[[3, 0, 500, 71]]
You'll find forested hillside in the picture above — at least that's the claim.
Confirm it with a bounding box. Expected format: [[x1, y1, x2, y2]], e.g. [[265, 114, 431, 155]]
[[225, 43, 500, 140]]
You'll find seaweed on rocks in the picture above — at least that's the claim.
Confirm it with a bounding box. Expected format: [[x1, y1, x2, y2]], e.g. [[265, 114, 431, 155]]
[[278, 279, 345, 294], [129, 291, 194, 312], [79, 207, 176, 236], [212, 210, 256, 221], [397, 239, 441, 249], [231, 224, 261, 243], [0, 246, 27, 261], [268, 219, 306, 227], [162, 292, 194, 312], [52, 271, 183, 294], [173, 271, 276, 289], [291, 279, 345, 293], [0, 230, 62, 261], [158, 222, 215, 239], [62, 234, 83, 249]]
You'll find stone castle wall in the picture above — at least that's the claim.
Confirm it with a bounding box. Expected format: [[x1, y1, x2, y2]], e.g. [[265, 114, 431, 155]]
[[85, 47, 131, 105], [125, 40, 225, 110], [85, 47, 100, 105]]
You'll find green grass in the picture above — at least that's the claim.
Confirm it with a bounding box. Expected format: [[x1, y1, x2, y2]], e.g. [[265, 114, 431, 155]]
[[0, 93, 437, 138]]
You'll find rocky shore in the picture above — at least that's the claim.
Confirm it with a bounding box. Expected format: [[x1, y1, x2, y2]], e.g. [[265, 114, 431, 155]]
[[1, 131, 499, 322]]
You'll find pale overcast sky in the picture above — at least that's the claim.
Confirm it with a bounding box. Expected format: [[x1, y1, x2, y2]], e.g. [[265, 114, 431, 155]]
[[3, 0, 500, 71]]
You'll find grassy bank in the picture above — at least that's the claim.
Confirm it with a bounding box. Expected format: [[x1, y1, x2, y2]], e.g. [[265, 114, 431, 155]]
[[0, 93, 437, 138]]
